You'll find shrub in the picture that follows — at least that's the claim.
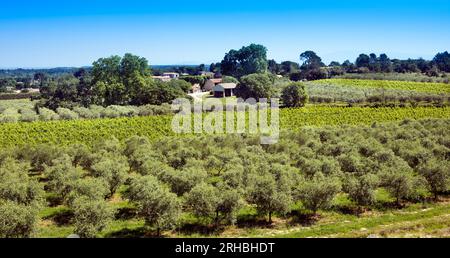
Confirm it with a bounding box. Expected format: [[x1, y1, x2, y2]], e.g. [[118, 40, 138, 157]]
[[281, 82, 308, 107], [56, 107, 79, 120], [0, 108, 20, 123], [19, 109, 38, 122], [73, 106, 98, 119], [100, 106, 120, 118], [38, 107, 60, 121], [215, 186, 242, 225], [222, 76, 239, 84], [88, 105, 104, 118], [235, 73, 276, 100], [161, 165, 208, 196]]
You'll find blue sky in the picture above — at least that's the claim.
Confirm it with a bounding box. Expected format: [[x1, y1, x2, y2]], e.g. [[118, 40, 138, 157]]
[[1, 0, 449, 68]]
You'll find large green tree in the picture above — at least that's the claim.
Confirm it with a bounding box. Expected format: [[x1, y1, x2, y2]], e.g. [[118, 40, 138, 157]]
[[235, 73, 275, 100], [221, 44, 268, 77], [91, 54, 154, 106], [281, 82, 308, 107]]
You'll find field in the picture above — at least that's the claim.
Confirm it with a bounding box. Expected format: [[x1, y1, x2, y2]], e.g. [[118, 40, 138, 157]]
[[2, 118, 447, 238], [0, 78, 449, 239], [0, 106, 448, 147], [313, 79, 450, 94]]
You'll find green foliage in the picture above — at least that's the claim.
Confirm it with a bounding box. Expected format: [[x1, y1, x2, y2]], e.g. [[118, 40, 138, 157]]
[[314, 79, 450, 94], [343, 174, 379, 206], [44, 155, 82, 201], [38, 107, 60, 121], [167, 79, 192, 93], [57, 107, 79, 120], [126, 175, 181, 235], [215, 186, 242, 225], [179, 75, 207, 86], [281, 82, 308, 107], [0, 200, 40, 238], [91, 154, 129, 196], [379, 165, 415, 204], [417, 158, 450, 199], [0, 158, 42, 238], [185, 182, 219, 221], [67, 177, 109, 207], [235, 73, 275, 100], [221, 76, 239, 84], [72, 196, 114, 238], [296, 173, 341, 213], [0, 158, 43, 205], [247, 173, 292, 222], [221, 44, 268, 77]]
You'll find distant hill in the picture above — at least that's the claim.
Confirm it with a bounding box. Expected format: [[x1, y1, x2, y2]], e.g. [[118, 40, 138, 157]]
[[0, 67, 90, 77]]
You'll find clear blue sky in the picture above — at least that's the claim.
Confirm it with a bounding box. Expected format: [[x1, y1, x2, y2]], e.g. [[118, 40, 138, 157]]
[[1, 0, 449, 68]]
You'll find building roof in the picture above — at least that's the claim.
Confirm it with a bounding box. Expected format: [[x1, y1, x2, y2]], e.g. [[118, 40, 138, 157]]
[[210, 78, 222, 84], [152, 76, 172, 82], [213, 83, 237, 91]]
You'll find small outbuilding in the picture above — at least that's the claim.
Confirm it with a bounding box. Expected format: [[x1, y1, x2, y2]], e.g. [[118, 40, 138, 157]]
[[212, 83, 237, 98], [203, 78, 222, 92]]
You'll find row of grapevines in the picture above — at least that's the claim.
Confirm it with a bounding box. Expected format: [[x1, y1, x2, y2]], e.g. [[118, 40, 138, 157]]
[[0, 106, 448, 147], [281, 106, 450, 130], [313, 79, 450, 94]]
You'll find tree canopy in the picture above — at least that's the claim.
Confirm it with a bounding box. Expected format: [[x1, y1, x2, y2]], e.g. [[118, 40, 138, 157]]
[[221, 44, 268, 77]]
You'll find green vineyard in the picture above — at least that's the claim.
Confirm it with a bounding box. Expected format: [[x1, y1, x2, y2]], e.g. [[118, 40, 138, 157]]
[[313, 79, 450, 94], [0, 106, 448, 147]]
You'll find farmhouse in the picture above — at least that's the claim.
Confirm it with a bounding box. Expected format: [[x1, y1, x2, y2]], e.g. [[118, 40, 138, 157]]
[[162, 72, 180, 79], [152, 75, 172, 82], [213, 83, 237, 98], [203, 78, 222, 91], [197, 71, 214, 78]]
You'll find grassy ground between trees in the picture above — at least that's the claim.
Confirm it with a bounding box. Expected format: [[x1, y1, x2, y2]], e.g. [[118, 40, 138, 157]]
[[34, 190, 450, 238]]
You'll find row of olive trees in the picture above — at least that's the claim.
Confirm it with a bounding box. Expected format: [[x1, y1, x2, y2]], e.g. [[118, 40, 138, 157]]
[[1, 119, 448, 237]]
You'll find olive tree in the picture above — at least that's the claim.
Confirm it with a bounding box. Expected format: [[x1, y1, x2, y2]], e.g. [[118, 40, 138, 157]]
[[126, 175, 181, 236], [0, 200, 40, 238], [343, 174, 379, 207], [66, 177, 110, 207], [379, 165, 415, 205], [44, 155, 82, 201], [91, 155, 129, 197], [0, 158, 43, 205], [296, 173, 341, 214], [184, 182, 219, 222], [215, 186, 242, 225], [247, 174, 292, 223], [417, 158, 450, 200], [72, 196, 114, 238]]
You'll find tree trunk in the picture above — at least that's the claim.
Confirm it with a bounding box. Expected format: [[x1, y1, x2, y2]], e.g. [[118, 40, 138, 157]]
[[269, 212, 272, 223]]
